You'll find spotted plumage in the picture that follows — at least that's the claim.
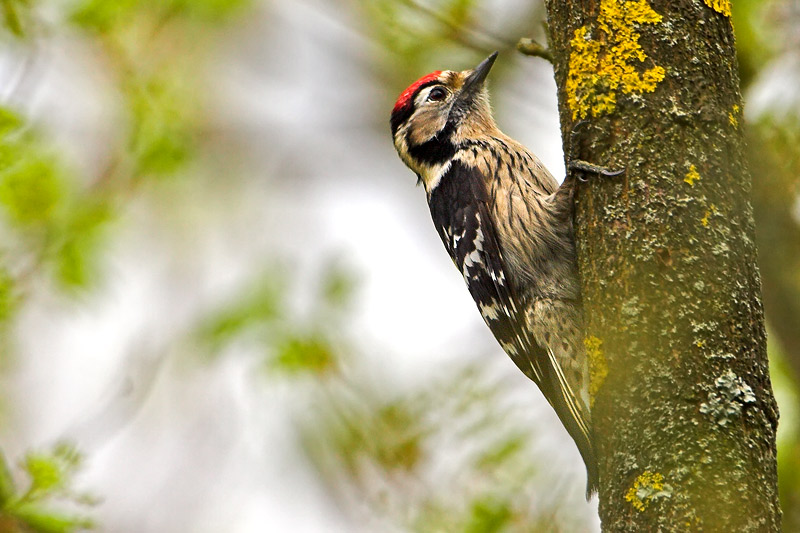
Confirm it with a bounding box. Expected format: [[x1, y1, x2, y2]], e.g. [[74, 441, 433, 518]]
[[390, 52, 598, 496]]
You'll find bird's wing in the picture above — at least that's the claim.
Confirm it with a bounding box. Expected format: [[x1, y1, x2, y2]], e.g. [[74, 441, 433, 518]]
[[428, 159, 596, 492]]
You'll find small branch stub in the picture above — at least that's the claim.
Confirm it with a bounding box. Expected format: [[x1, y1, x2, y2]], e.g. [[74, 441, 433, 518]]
[[517, 37, 553, 63]]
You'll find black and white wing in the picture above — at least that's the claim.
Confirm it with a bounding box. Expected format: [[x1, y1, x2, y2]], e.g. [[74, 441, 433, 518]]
[[427, 159, 597, 494]]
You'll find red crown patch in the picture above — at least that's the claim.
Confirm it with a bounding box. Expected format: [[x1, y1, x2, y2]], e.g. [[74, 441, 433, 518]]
[[392, 71, 442, 114]]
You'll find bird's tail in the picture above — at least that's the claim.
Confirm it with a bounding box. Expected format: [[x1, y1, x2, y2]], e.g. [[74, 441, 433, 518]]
[[541, 347, 598, 500]]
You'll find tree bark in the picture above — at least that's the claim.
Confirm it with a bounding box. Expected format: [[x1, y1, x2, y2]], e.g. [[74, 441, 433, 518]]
[[542, 1, 781, 531]]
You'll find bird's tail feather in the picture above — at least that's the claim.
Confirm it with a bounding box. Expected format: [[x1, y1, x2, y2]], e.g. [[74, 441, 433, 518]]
[[542, 347, 598, 499]]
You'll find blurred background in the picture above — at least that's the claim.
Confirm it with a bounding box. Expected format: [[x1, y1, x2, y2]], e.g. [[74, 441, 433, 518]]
[[0, 0, 796, 531]]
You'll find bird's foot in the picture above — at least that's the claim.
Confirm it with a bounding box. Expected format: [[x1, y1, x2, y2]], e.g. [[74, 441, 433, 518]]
[[568, 160, 625, 182], [568, 120, 625, 183]]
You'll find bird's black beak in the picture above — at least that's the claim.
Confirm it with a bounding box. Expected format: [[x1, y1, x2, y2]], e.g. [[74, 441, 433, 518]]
[[460, 51, 498, 97]]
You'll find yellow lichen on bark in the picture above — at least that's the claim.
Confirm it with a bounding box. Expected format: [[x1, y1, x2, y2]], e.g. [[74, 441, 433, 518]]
[[728, 104, 740, 126], [625, 470, 666, 511], [566, 0, 666, 119], [684, 164, 701, 186], [584, 335, 608, 407], [701, 204, 718, 227], [703, 0, 731, 17]]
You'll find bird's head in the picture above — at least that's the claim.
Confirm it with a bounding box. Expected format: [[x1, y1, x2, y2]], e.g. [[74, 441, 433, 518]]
[[390, 52, 500, 187]]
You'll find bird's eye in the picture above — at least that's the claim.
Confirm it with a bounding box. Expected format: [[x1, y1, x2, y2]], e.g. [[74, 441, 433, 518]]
[[428, 87, 447, 102]]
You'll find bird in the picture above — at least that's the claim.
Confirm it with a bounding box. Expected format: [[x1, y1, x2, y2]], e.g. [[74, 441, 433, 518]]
[[390, 51, 602, 497]]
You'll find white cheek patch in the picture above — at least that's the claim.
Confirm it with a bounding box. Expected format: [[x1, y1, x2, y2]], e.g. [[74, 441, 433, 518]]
[[393, 131, 408, 156], [422, 160, 451, 192], [394, 125, 421, 173]]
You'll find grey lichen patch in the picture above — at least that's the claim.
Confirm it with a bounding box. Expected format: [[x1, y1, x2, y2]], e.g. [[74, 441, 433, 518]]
[[621, 296, 642, 318], [711, 242, 731, 256], [691, 320, 718, 333], [603, 201, 629, 221], [707, 351, 736, 361], [700, 369, 757, 426]]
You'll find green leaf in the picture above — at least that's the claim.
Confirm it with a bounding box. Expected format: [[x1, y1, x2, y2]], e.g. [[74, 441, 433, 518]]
[[2, 444, 94, 531], [271, 334, 337, 376], [195, 271, 284, 351], [1, 0, 27, 38], [22, 442, 85, 496], [69, 0, 138, 34], [11, 504, 94, 533], [70, 0, 251, 32], [320, 261, 357, 310], [53, 199, 113, 289], [24, 455, 62, 494], [473, 434, 526, 470], [0, 450, 16, 505], [0, 158, 64, 227], [128, 77, 195, 179], [464, 497, 512, 533], [167, 0, 251, 22], [0, 106, 22, 136], [0, 267, 17, 323]]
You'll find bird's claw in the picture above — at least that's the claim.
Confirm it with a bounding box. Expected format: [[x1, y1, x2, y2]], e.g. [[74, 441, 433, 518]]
[[569, 159, 625, 180], [567, 120, 625, 183]]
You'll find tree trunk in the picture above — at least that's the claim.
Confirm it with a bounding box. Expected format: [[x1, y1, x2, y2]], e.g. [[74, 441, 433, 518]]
[[542, 1, 781, 530]]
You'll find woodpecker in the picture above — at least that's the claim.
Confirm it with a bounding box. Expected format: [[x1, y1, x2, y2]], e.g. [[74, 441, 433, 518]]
[[391, 52, 604, 497]]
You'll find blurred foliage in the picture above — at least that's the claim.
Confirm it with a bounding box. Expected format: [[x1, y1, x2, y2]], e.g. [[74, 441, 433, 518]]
[[750, 116, 800, 530], [0, 106, 113, 298], [301, 363, 591, 532], [194, 269, 286, 353], [193, 259, 355, 377], [361, 0, 483, 68], [769, 340, 800, 530], [355, 0, 544, 104], [0, 442, 95, 533], [67, 0, 245, 184], [0, 0, 31, 38], [733, 0, 800, 88], [70, 0, 250, 32], [731, 0, 773, 87], [126, 77, 196, 179], [734, 0, 800, 528], [193, 256, 591, 529], [0, 0, 257, 530], [0, 0, 256, 321]]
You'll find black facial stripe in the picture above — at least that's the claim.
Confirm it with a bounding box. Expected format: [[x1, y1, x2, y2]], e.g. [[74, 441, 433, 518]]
[[390, 80, 443, 135], [406, 130, 457, 166]]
